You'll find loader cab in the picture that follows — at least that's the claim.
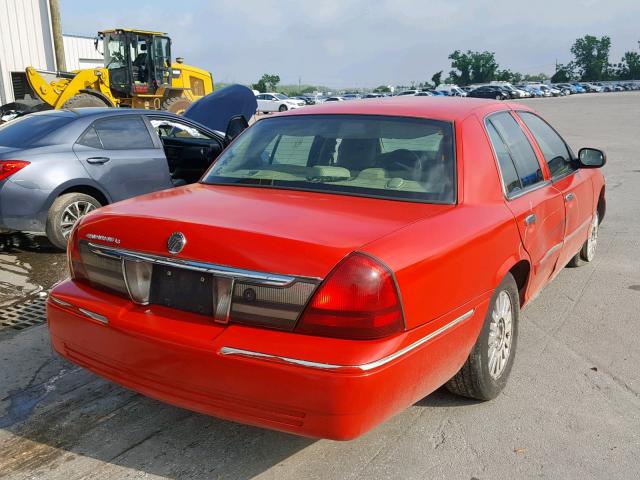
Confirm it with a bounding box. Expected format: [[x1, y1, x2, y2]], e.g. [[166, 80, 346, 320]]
[[99, 29, 172, 100]]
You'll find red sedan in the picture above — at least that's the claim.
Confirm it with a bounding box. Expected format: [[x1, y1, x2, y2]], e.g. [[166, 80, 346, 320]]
[[47, 97, 606, 440]]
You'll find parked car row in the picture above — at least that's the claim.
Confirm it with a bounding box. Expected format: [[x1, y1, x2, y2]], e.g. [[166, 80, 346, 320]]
[[461, 80, 640, 100], [278, 80, 640, 105]]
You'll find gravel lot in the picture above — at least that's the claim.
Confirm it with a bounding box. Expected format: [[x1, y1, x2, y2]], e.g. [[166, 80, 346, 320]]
[[0, 92, 639, 479]]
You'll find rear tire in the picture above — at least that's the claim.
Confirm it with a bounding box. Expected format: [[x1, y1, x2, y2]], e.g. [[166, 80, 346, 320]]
[[446, 273, 519, 400], [45, 193, 101, 250], [567, 211, 599, 267], [62, 93, 109, 109], [162, 96, 192, 115]]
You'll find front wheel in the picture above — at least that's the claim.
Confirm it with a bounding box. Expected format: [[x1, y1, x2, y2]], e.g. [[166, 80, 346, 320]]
[[446, 273, 519, 400], [278, 104, 288, 112], [46, 193, 101, 250], [567, 211, 599, 267]]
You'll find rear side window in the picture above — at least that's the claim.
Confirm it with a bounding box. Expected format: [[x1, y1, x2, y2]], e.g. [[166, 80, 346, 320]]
[[77, 126, 103, 149], [517, 112, 575, 178], [486, 122, 521, 195], [93, 116, 154, 150], [487, 112, 543, 190], [0, 114, 73, 147]]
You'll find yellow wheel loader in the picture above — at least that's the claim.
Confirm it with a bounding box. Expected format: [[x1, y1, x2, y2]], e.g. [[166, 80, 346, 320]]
[[16, 29, 213, 115]]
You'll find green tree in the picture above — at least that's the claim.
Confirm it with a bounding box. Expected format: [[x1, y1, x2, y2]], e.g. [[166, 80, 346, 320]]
[[251, 73, 281, 92], [522, 73, 549, 82], [570, 35, 611, 81], [448, 50, 499, 86], [373, 85, 390, 92], [551, 63, 574, 83], [615, 51, 640, 80], [431, 71, 443, 87], [495, 69, 523, 83]]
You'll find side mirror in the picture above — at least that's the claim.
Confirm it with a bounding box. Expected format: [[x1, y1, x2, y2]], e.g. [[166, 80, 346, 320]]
[[224, 115, 249, 146], [578, 148, 606, 168]]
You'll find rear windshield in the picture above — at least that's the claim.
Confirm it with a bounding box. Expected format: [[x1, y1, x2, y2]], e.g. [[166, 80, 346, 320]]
[[0, 114, 73, 147], [203, 115, 456, 203]]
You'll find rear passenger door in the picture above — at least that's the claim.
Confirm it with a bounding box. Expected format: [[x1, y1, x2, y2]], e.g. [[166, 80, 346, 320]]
[[73, 115, 172, 202], [486, 112, 566, 297], [146, 116, 223, 184], [516, 111, 594, 268]]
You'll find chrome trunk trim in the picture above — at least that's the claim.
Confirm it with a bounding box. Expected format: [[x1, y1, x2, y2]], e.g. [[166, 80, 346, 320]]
[[87, 242, 320, 287]]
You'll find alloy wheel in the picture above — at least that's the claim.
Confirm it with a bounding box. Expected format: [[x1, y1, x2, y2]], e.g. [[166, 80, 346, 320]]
[[488, 290, 513, 380], [60, 201, 96, 239], [586, 212, 599, 261]]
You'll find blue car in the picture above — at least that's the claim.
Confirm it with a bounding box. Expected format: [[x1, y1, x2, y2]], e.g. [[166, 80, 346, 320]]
[[0, 85, 256, 249], [571, 83, 586, 93], [517, 85, 543, 97]]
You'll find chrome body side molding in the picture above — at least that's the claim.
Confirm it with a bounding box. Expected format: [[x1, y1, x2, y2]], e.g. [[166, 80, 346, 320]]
[[220, 309, 475, 372]]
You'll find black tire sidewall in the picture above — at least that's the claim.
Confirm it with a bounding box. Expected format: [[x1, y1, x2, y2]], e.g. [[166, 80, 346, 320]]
[[162, 97, 192, 114], [62, 94, 108, 109], [46, 193, 101, 250], [279, 104, 288, 112]]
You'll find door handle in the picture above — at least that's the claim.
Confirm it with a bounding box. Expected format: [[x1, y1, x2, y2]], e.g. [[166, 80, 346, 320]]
[[565, 192, 575, 202], [524, 213, 537, 226], [86, 157, 110, 164]]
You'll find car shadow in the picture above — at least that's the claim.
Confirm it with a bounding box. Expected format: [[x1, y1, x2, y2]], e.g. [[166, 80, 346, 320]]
[[0, 326, 314, 479], [0, 233, 60, 254], [414, 387, 483, 408]]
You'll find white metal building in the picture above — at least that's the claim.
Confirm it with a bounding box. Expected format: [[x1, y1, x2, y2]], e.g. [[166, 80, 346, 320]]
[[0, 0, 103, 105], [63, 34, 103, 71], [0, 0, 55, 105]]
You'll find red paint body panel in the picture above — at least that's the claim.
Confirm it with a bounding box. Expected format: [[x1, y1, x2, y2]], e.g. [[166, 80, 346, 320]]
[[48, 97, 606, 439], [88, 184, 451, 278], [48, 280, 490, 440]]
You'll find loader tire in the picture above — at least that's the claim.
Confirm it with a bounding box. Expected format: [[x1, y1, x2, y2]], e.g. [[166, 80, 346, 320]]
[[62, 93, 109, 109], [162, 96, 192, 115]]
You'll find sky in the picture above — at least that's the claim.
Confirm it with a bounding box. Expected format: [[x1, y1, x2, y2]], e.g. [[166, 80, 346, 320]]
[[61, 0, 640, 88]]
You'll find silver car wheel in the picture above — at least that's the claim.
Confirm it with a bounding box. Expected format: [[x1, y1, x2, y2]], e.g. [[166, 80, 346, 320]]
[[60, 201, 96, 239], [586, 212, 599, 261], [488, 290, 513, 380]]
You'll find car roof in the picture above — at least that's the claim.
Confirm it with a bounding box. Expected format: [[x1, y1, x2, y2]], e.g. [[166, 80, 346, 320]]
[[277, 96, 528, 122], [29, 108, 173, 120]]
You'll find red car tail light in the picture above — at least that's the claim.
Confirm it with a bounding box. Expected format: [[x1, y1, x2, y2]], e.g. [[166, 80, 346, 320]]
[[67, 226, 86, 280], [68, 233, 129, 297], [295, 253, 404, 340], [0, 160, 30, 181]]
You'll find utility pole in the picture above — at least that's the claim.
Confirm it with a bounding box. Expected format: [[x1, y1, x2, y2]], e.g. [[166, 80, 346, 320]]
[[49, 0, 66, 72]]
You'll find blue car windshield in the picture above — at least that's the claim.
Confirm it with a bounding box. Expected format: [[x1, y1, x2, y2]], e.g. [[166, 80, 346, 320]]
[[0, 115, 74, 148]]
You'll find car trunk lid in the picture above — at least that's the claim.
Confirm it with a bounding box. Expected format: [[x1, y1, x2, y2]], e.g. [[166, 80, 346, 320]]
[[77, 183, 452, 278]]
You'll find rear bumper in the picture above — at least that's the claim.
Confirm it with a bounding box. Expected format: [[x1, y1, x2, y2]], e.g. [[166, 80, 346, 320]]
[[48, 280, 487, 440], [0, 179, 48, 233]]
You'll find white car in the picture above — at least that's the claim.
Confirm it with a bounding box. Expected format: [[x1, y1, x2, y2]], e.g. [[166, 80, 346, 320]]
[[435, 85, 467, 97], [255, 93, 305, 113]]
